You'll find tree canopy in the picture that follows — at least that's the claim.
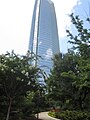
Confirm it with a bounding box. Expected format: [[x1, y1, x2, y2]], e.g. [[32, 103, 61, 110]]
[[46, 13, 90, 111], [0, 51, 44, 120]]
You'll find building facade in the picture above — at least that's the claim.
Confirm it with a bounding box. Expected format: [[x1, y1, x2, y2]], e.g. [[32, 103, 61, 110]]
[[29, 0, 60, 75]]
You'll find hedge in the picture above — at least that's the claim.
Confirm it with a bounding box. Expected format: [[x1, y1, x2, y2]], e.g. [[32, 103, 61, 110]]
[[48, 110, 89, 120]]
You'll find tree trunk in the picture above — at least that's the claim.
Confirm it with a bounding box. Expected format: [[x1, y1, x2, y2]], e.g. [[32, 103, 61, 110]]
[[6, 98, 12, 120], [36, 113, 39, 119]]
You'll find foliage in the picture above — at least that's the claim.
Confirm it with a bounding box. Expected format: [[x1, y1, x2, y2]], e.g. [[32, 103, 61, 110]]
[[55, 110, 89, 120], [0, 51, 44, 120], [66, 13, 90, 110], [66, 13, 90, 59], [46, 13, 90, 111], [47, 52, 80, 109], [32, 85, 49, 113], [48, 111, 56, 118]]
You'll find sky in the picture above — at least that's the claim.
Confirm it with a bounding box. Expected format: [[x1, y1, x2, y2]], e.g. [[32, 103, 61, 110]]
[[0, 0, 89, 55]]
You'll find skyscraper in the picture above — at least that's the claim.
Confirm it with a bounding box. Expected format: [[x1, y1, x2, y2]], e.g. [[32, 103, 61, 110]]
[[29, 0, 60, 75]]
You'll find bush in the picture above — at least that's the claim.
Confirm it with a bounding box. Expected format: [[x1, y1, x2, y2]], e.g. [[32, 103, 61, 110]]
[[48, 111, 56, 118], [55, 110, 89, 120], [48, 110, 89, 120]]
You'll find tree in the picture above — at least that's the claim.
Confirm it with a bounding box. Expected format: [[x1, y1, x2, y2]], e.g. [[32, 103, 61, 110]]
[[0, 51, 43, 120], [66, 13, 90, 59], [66, 13, 90, 110], [46, 52, 78, 109], [47, 13, 90, 111]]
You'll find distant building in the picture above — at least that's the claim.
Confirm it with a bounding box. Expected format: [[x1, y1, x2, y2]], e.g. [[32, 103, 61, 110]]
[[29, 0, 60, 76]]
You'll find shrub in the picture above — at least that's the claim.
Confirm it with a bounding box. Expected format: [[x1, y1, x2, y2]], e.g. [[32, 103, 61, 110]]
[[48, 110, 89, 120], [56, 110, 89, 120], [48, 111, 56, 118]]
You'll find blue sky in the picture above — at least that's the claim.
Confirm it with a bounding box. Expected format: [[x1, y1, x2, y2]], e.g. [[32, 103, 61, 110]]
[[0, 0, 89, 55], [60, 0, 90, 53]]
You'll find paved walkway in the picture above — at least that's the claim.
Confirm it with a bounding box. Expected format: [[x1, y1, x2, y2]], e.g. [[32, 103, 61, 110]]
[[37, 112, 60, 120]]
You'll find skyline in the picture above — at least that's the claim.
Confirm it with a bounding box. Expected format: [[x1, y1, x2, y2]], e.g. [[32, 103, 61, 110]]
[[0, 0, 89, 55]]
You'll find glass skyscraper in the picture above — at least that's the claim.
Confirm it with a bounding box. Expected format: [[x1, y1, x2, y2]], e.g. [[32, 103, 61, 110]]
[[29, 0, 60, 75]]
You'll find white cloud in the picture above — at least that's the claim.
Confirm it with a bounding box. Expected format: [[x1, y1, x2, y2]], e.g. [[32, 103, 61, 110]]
[[44, 48, 53, 59]]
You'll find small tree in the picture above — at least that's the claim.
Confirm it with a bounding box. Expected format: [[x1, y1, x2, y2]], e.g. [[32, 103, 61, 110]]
[[0, 51, 43, 120]]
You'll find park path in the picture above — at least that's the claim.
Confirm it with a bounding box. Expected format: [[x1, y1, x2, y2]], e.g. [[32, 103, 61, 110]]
[[37, 112, 60, 120]]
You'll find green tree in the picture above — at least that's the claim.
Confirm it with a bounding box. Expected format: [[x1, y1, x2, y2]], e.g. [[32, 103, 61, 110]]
[[66, 13, 90, 59], [0, 51, 43, 120], [47, 52, 78, 109], [47, 13, 90, 111], [66, 13, 90, 110]]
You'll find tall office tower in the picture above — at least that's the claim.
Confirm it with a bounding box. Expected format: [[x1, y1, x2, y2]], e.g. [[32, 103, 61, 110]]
[[29, 0, 60, 76]]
